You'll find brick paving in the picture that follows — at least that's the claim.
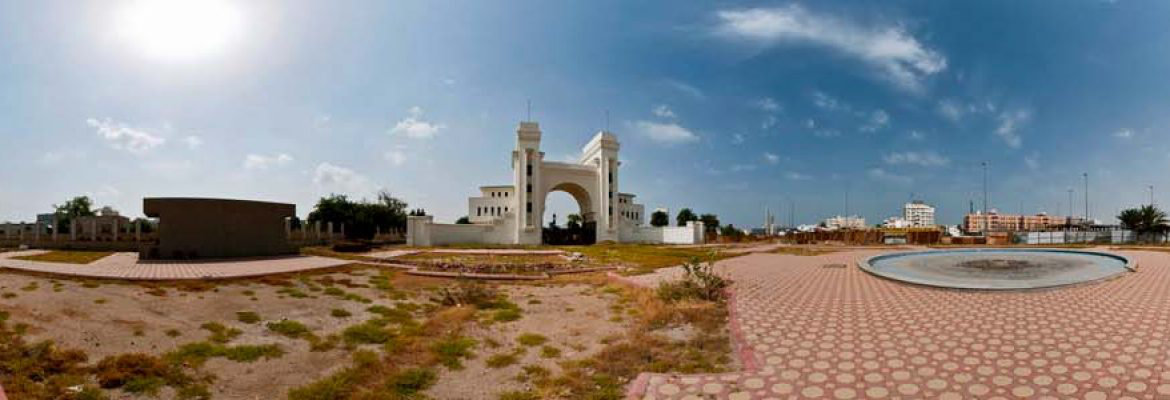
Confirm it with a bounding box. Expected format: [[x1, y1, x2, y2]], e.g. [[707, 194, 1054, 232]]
[[0, 250, 351, 280], [623, 249, 1170, 399]]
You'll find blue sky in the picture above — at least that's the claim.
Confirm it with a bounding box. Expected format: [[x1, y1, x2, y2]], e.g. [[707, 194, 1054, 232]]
[[2, 0, 1169, 228]]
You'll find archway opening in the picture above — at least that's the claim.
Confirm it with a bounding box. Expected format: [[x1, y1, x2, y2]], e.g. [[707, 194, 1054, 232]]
[[542, 183, 595, 245]]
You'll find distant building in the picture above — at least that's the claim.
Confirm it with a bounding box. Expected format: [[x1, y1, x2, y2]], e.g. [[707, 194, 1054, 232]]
[[882, 217, 911, 229], [903, 201, 936, 227], [963, 210, 1080, 233], [823, 215, 866, 230]]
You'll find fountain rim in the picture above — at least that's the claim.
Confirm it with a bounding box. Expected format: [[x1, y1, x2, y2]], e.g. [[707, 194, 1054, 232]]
[[858, 248, 1134, 291]]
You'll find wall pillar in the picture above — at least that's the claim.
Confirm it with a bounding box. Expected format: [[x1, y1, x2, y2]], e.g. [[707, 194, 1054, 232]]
[[71, 219, 77, 241], [51, 215, 58, 242], [327, 222, 334, 240], [34, 222, 40, 242], [340, 223, 345, 238], [285, 218, 291, 240], [136, 220, 142, 241], [112, 219, 118, 241], [90, 220, 97, 241]]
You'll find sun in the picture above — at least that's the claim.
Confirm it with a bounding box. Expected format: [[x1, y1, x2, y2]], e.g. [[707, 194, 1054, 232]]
[[115, 0, 243, 63]]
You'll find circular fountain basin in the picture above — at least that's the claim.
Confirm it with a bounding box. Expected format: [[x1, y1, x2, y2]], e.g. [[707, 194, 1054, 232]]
[[859, 249, 1132, 290]]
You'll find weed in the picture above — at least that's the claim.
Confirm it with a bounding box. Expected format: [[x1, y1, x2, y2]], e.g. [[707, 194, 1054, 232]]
[[165, 329, 182, 338], [384, 367, 437, 396], [200, 322, 242, 343], [516, 333, 547, 347], [492, 308, 523, 322], [93, 298, 108, 304], [486, 353, 519, 368], [20, 282, 38, 291], [526, 299, 542, 305], [266, 320, 310, 338], [331, 308, 353, 318], [432, 335, 477, 370], [342, 321, 392, 345], [1, 292, 15, 299], [656, 257, 731, 303], [539, 345, 561, 358], [498, 390, 541, 400], [236, 311, 261, 324]]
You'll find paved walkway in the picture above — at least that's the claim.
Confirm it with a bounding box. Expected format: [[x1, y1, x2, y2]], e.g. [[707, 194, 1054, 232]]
[[623, 249, 1170, 399], [0, 250, 351, 280]]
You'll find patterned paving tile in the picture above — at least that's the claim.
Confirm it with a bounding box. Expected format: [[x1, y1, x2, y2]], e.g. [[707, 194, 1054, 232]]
[[623, 249, 1170, 400], [0, 250, 351, 280]]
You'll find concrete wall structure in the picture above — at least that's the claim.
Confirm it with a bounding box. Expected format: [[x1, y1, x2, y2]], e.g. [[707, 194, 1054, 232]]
[[407, 120, 703, 246], [143, 198, 296, 259]]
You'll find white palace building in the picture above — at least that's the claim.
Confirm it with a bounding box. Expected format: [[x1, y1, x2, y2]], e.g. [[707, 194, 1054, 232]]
[[406, 121, 704, 246]]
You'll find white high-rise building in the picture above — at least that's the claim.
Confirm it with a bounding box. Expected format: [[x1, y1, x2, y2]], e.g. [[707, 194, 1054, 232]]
[[903, 201, 936, 227], [823, 215, 866, 230]]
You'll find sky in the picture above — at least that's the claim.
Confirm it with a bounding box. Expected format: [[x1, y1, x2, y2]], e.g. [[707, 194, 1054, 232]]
[[2, 0, 1169, 228]]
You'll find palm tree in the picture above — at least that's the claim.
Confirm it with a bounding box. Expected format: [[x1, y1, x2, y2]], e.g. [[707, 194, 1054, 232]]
[[1117, 205, 1169, 242]]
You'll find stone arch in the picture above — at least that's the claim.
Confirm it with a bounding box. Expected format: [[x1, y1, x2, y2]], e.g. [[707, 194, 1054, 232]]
[[540, 179, 598, 244]]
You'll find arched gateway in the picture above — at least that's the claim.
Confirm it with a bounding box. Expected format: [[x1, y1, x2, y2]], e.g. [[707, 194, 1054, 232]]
[[406, 121, 704, 246]]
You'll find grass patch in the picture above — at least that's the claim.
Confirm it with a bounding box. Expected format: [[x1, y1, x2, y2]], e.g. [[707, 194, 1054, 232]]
[[539, 345, 561, 359], [12, 251, 114, 264], [432, 335, 477, 370], [266, 320, 311, 338], [560, 243, 731, 274], [485, 352, 520, 368], [342, 321, 393, 345], [516, 333, 547, 347], [200, 322, 242, 343], [331, 308, 353, 318], [492, 307, 523, 322], [384, 367, 437, 397], [236, 311, 261, 324], [166, 341, 284, 366], [498, 390, 541, 400]]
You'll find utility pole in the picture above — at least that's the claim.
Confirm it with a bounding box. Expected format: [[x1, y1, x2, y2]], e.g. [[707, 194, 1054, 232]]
[[1083, 172, 1090, 223], [982, 161, 989, 233]]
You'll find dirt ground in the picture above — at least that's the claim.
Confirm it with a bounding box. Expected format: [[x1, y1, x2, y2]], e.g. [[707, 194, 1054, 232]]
[[424, 284, 627, 399], [0, 266, 633, 399]]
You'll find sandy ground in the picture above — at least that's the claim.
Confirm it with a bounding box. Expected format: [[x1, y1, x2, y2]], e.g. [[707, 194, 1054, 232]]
[[0, 267, 639, 399], [424, 284, 628, 400], [0, 268, 414, 399]]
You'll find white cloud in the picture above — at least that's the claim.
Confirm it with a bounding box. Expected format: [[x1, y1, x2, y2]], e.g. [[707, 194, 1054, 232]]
[[908, 130, 926, 140], [716, 5, 946, 92], [814, 129, 840, 138], [663, 79, 704, 99], [389, 106, 445, 139], [1024, 153, 1040, 170], [731, 133, 746, 145], [785, 171, 812, 180], [86, 118, 165, 154], [755, 97, 781, 112], [859, 109, 890, 132], [937, 100, 964, 122], [761, 115, 778, 130], [730, 164, 757, 172], [652, 104, 677, 119], [385, 150, 407, 166], [882, 151, 949, 167], [812, 91, 845, 111], [1113, 128, 1133, 139], [313, 162, 379, 196], [764, 152, 780, 164], [634, 121, 699, 144], [867, 168, 913, 185], [314, 114, 332, 128], [442, 78, 457, 86], [183, 135, 203, 149], [243, 153, 293, 170], [995, 110, 1029, 148], [804, 119, 817, 129]]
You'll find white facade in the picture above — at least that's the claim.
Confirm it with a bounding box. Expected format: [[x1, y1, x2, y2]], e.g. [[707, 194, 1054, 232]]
[[823, 215, 866, 230], [903, 201, 936, 227], [882, 217, 910, 229], [407, 121, 703, 246]]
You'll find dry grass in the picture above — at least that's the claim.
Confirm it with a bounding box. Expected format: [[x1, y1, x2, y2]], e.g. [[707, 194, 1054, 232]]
[[561, 243, 731, 275], [12, 251, 114, 264]]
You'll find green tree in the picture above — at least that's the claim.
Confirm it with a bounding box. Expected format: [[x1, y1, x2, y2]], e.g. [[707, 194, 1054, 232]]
[[720, 224, 745, 241], [650, 210, 669, 227], [699, 213, 720, 236], [456, 216, 471, 224], [53, 196, 96, 234], [566, 213, 583, 230], [676, 208, 698, 227], [1117, 205, 1169, 241], [307, 191, 410, 240]]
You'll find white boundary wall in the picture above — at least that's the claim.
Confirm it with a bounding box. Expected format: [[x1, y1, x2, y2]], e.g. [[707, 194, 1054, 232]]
[[408, 216, 704, 246]]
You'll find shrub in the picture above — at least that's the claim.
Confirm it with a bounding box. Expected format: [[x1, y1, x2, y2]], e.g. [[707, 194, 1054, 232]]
[[93, 353, 174, 389], [485, 353, 519, 368], [492, 308, 522, 322], [342, 322, 392, 345], [331, 308, 353, 318], [267, 320, 310, 338], [384, 368, 437, 396], [540, 345, 561, 358], [516, 333, 547, 347], [432, 336, 477, 369], [200, 322, 242, 343], [656, 257, 730, 303], [431, 281, 502, 308], [236, 311, 261, 324]]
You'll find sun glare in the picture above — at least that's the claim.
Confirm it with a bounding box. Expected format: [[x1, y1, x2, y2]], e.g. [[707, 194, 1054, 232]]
[[115, 0, 243, 63]]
